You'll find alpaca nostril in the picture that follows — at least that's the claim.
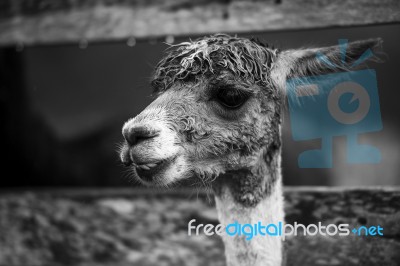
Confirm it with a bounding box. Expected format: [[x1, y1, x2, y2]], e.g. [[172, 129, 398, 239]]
[[123, 125, 160, 146]]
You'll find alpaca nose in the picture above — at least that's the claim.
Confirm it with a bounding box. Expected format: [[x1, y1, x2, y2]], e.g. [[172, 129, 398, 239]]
[[123, 124, 160, 146]]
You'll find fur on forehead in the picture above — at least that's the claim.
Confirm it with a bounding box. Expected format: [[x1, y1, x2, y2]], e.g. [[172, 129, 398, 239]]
[[151, 34, 278, 93]]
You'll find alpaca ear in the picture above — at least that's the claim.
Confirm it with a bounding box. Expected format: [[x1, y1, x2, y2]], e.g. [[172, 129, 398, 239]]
[[270, 38, 383, 91]]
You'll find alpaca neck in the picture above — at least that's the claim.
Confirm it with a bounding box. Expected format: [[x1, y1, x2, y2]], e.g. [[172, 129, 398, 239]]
[[213, 150, 284, 266]]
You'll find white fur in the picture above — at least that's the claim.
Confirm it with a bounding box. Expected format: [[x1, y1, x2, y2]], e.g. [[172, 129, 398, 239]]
[[163, 155, 189, 185], [215, 180, 284, 266], [270, 49, 309, 93]]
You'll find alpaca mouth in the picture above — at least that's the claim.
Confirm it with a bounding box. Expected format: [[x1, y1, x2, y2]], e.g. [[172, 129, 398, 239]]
[[134, 157, 176, 183]]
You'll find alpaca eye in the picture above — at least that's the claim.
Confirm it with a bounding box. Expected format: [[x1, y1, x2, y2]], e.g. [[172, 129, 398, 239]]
[[216, 88, 249, 109]]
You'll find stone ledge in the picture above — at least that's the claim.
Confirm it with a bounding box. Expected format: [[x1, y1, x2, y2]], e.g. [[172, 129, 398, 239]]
[[0, 187, 399, 266]]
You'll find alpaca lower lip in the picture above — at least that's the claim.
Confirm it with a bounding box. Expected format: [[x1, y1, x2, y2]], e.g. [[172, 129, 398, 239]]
[[136, 161, 162, 170], [135, 158, 174, 182]]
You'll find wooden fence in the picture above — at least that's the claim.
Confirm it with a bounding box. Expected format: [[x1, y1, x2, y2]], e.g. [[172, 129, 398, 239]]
[[0, 0, 399, 46]]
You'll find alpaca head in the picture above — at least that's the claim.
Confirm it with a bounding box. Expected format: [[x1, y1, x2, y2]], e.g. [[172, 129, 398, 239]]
[[120, 34, 381, 187]]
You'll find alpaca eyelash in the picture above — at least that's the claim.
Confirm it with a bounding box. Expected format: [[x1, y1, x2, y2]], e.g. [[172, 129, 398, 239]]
[[212, 85, 252, 98], [218, 88, 253, 105]]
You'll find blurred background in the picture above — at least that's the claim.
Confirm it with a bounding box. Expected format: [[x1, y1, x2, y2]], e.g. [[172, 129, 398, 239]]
[[0, 1, 399, 188]]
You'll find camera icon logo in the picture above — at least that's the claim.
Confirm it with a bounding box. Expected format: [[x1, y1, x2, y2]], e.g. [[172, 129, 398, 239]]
[[328, 81, 370, 125], [286, 40, 382, 168]]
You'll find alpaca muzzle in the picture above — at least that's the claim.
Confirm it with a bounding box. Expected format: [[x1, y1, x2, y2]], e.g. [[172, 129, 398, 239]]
[[120, 116, 183, 185]]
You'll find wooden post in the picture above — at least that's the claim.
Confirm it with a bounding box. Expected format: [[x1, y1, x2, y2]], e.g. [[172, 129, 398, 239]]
[[0, 0, 399, 47]]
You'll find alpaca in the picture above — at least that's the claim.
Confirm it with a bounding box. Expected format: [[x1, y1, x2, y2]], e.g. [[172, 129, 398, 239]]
[[120, 34, 381, 266]]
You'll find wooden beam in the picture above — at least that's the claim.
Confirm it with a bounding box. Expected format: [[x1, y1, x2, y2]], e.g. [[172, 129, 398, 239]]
[[0, 0, 399, 46]]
